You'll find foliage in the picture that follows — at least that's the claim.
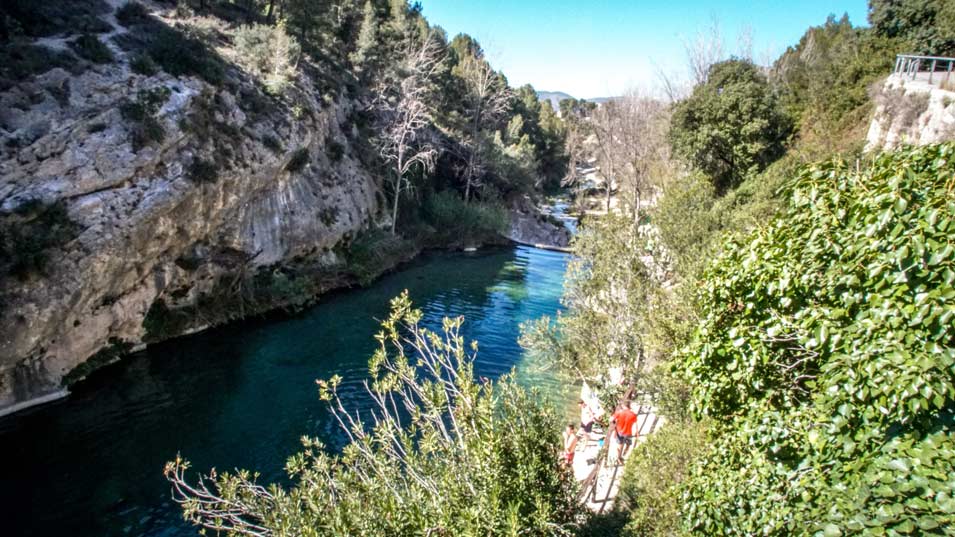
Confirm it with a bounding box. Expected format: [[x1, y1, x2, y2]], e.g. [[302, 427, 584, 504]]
[[0, 0, 112, 38], [869, 0, 955, 56], [285, 147, 310, 172], [677, 143, 955, 535], [232, 22, 300, 94], [669, 59, 791, 192], [614, 420, 708, 537], [129, 53, 159, 76], [120, 86, 171, 151], [140, 22, 225, 84], [772, 14, 900, 145], [188, 158, 218, 183], [0, 199, 78, 279], [422, 191, 507, 242], [166, 292, 580, 536], [343, 227, 414, 285], [68, 33, 114, 64], [0, 43, 78, 89], [115, 1, 150, 27]]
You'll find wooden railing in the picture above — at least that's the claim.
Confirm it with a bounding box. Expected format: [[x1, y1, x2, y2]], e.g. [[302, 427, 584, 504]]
[[894, 54, 955, 85]]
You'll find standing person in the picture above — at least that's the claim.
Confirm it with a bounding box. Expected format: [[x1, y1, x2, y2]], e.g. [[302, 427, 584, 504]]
[[578, 400, 595, 436], [608, 402, 638, 464], [562, 423, 579, 466]]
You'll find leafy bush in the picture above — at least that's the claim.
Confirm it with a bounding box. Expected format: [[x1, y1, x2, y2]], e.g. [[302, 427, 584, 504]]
[[326, 139, 345, 162], [343, 227, 414, 285], [144, 23, 224, 84], [231, 22, 299, 94], [670, 59, 791, 192], [0, 43, 78, 88], [1, 0, 112, 37], [120, 86, 171, 150], [285, 147, 310, 172], [615, 420, 708, 537], [0, 199, 79, 279], [129, 53, 158, 76], [677, 143, 955, 535], [68, 34, 114, 64], [187, 158, 218, 183], [115, 1, 150, 27], [423, 191, 507, 241], [165, 292, 580, 536]]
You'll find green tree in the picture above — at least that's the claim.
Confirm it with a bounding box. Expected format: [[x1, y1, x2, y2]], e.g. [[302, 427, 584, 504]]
[[868, 0, 955, 55], [669, 59, 791, 192], [166, 292, 580, 536]]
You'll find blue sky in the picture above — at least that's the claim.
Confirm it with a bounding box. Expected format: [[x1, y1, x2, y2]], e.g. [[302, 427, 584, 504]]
[[418, 0, 870, 99]]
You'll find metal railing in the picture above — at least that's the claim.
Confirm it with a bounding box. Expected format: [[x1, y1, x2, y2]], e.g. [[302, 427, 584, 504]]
[[894, 54, 955, 86]]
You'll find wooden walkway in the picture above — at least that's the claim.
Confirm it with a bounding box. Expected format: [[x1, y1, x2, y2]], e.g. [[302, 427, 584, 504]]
[[572, 402, 664, 513]]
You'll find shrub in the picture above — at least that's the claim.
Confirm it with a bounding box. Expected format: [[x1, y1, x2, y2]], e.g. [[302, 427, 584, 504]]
[[344, 228, 413, 285], [261, 133, 282, 152], [285, 147, 310, 172], [129, 53, 158, 76], [0, 43, 78, 88], [678, 143, 955, 535], [0, 199, 78, 279], [615, 420, 708, 537], [326, 139, 345, 162], [148, 24, 224, 84], [423, 191, 507, 241], [165, 292, 581, 535], [68, 33, 114, 63], [232, 22, 299, 94], [187, 158, 218, 183], [120, 86, 171, 150], [115, 1, 150, 27]]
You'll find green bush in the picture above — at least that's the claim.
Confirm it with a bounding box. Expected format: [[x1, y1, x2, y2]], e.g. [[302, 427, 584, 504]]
[[143, 24, 224, 84], [285, 147, 310, 172], [615, 420, 708, 537], [129, 53, 158, 76], [68, 33, 114, 63], [0, 199, 78, 279], [115, 1, 150, 27], [326, 139, 345, 162], [423, 191, 507, 241], [120, 86, 171, 150], [344, 228, 413, 285], [187, 158, 218, 183], [0, 43, 78, 88], [677, 143, 955, 535]]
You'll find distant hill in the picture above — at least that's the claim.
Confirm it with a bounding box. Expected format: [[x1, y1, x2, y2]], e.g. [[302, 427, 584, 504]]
[[536, 91, 616, 111], [536, 90, 574, 110]]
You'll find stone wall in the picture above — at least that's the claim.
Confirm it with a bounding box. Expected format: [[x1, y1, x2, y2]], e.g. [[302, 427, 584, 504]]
[[866, 74, 955, 151]]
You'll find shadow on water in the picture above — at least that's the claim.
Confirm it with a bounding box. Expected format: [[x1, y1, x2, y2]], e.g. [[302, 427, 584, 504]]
[[0, 245, 572, 537]]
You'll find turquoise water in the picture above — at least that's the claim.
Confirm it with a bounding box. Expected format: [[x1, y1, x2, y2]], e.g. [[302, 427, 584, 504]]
[[0, 245, 571, 537]]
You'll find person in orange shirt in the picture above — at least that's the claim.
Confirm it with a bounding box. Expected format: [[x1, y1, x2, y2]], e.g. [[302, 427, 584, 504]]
[[608, 402, 638, 463]]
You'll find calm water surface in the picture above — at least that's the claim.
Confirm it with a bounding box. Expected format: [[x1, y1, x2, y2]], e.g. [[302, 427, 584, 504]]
[[0, 245, 571, 537]]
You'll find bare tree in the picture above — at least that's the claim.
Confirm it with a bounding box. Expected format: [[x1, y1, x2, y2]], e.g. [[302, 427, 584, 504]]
[[616, 91, 670, 223], [561, 120, 586, 188], [374, 34, 445, 235], [590, 101, 621, 213], [682, 15, 725, 86], [456, 54, 511, 202]]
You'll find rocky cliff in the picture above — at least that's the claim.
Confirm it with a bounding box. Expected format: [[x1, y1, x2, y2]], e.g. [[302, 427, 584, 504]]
[[0, 15, 383, 414], [866, 74, 955, 151]]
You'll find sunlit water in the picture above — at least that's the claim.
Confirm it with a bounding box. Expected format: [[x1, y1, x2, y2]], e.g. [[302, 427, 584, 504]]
[[0, 245, 572, 537]]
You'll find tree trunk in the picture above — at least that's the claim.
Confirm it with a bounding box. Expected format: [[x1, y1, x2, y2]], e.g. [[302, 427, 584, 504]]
[[605, 168, 613, 213], [391, 175, 401, 235]]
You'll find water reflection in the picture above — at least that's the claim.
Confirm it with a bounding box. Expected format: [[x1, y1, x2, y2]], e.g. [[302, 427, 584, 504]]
[[0, 245, 570, 537]]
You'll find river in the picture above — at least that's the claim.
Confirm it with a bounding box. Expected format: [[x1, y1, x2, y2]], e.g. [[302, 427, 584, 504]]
[[0, 245, 572, 537]]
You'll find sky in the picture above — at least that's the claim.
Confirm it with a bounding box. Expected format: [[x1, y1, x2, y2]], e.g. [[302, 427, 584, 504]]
[[418, 0, 870, 99]]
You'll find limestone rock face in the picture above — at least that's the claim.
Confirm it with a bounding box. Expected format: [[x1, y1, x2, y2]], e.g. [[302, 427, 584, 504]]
[[866, 75, 955, 151], [0, 59, 381, 413]]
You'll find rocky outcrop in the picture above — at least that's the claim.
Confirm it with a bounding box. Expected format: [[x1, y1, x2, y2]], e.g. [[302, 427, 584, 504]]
[[866, 75, 955, 151], [506, 196, 572, 250], [0, 35, 381, 414]]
